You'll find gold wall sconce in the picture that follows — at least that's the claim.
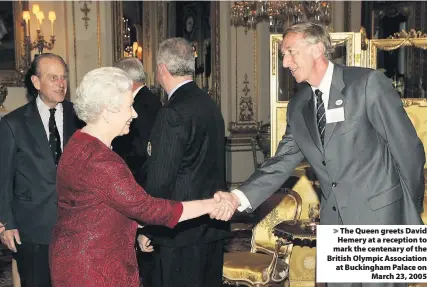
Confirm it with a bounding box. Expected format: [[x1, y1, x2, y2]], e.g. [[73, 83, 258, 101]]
[[22, 4, 56, 55]]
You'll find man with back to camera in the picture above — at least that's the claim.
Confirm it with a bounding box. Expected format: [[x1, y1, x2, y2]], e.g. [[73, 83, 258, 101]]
[[138, 37, 229, 287], [113, 57, 162, 287], [0, 53, 81, 287], [112, 57, 162, 183], [212, 22, 425, 287]]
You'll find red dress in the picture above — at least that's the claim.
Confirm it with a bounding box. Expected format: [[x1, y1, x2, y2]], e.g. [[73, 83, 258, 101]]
[[49, 130, 183, 287]]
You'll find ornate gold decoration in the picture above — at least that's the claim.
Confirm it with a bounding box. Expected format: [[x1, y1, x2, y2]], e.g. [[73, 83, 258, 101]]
[[228, 122, 259, 135], [360, 27, 369, 50], [239, 73, 254, 122], [402, 98, 427, 107], [389, 29, 427, 39], [271, 35, 282, 76], [368, 30, 427, 69], [330, 33, 355, 66], [80, 1, 91, 30]]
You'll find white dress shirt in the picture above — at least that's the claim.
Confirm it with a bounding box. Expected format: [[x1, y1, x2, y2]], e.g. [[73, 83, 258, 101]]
[[311, 61, 334, 111], [231, 61, 334, 212], [36, 96, 64, 151], [168, 80, 193, 100]]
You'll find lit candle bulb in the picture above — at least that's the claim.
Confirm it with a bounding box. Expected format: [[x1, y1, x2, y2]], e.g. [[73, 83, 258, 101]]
[[32, 4, 40, 16], [137, 46, 142, 60], [36, 11, 44, 30], [48, 11, 56, 35], [132, 42, 138, 57], [22, 11, 30, 36]]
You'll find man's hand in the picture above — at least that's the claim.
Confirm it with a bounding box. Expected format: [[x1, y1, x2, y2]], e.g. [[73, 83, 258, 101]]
[[0, 229, 21, 253], [137, 234, 154, 253], [209, 191, 240, 221]]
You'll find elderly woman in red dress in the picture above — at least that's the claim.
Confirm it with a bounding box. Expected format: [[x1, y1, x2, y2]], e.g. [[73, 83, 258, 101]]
[[49, 67, 230, 287]]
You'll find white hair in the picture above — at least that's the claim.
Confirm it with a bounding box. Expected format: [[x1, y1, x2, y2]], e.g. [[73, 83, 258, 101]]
[[113, 57, 146, 83], [74, 67, 133, 123], [157, 37, 195, 76]]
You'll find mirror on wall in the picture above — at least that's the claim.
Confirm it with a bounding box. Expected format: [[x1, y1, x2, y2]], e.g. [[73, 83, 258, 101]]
[[112, 1, 143, 62], [0, 1, 28, 86], [369, 33, 427, 99], [368, 1, 427, 98]]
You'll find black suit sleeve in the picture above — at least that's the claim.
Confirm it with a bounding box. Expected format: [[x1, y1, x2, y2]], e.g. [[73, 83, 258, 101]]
[[0, 119, 17, 229], [144, 107, 189, 200]]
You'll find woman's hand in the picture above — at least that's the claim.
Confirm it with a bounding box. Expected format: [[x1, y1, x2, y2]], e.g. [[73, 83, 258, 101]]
[[207, 194, 236, 221], [137, 234, 154, 252]]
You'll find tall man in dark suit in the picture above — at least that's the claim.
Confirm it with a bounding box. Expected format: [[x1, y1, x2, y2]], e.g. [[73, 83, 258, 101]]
[[0, 53, 81, 287], [113, 58, 162, 287], [139, 37, 229, 287], [112, 57, 162, 182], [213, 23, 425, 287]]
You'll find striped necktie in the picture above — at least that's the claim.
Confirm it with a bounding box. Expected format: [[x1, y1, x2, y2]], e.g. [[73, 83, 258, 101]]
[[49, 108, 62, 166], [315, 89, 326, 145]]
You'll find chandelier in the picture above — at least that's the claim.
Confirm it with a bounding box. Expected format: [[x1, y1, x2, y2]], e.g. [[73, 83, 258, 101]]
[[230, 1, 331, 30]]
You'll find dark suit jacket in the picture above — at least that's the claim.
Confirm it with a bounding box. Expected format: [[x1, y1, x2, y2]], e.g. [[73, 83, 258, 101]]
[[143, 81, 229, 247], [113, 86, 162, 182], [0, 99, 81, 244], [240, 64, 425, 225]]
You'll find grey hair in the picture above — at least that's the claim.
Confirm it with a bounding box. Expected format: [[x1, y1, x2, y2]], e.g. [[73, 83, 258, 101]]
[[74, 67, 133, 123], [113, 57, 146, 83], [156, 37, 195, 76], [283, 22, 334, 59]]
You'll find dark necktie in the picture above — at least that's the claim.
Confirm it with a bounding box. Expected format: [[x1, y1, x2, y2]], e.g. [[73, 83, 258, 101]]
[[49, 108, 62, 166], [315, 89, 326, 145]]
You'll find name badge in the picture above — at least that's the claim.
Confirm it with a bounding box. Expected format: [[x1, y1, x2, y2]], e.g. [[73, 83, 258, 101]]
[[326, 107, 345, 123]]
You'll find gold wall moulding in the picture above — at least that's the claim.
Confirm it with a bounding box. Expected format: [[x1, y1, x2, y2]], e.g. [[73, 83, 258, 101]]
[[80, 1, 91, 30], [228, 122, 259, 136], [389, 29, 427, 39], [368, 31, 427, 70]]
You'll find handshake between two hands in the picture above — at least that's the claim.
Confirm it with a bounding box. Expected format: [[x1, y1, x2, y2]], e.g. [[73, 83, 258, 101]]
[[208, 191, 241, 222], [138, 191, 241, 252]]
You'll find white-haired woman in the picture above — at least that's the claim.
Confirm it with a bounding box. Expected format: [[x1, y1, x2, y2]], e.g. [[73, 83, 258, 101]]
[[49, 67, 229, 287]]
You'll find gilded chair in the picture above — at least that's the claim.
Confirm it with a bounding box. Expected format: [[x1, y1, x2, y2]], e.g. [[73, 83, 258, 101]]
[[402, 99, 427, 225], [222, 178, 311, 287], [282, 176, 319, 287]]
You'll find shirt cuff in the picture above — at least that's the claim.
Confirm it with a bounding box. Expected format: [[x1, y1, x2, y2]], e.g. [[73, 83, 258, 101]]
[[166, 202, 183, 228], [231, 189, 252, 212]]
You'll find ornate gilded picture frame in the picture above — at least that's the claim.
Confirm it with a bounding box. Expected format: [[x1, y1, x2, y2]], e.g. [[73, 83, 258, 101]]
[[368, 30, 427, 98], [0, 1, 28, 87]]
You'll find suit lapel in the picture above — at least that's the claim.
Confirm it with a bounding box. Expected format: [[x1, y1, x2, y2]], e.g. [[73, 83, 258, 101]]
[[25, 100, 55, 167], [302, 90, 323, 153], [323, 65, 346, 147]]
